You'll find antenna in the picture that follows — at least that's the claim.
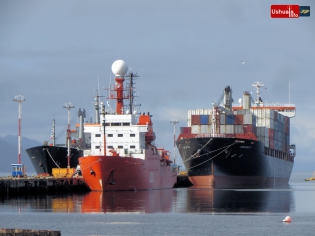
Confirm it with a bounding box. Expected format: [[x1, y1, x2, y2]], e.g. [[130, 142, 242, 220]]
[[13, 95, 25, 164]]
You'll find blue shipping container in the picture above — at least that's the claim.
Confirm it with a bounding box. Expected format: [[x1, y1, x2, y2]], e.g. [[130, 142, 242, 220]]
[[200, 115, 209, 125], [226, 115, 234, 125]]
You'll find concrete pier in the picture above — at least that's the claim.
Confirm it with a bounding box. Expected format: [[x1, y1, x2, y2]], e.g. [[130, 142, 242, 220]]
[[0, 228, 60, 236], [0, 176, 89, 195]]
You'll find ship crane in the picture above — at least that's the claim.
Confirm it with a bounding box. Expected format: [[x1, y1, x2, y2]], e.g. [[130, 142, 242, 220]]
[[213, 86, 234, 115]]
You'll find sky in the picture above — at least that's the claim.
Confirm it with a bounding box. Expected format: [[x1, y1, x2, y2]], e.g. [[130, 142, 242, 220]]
[[0, 0, 314, 172]]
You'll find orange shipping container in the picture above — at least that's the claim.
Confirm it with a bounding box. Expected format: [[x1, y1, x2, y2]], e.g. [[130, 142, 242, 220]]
[[191, 115, 201, 125], [234, 115, 243, 125]]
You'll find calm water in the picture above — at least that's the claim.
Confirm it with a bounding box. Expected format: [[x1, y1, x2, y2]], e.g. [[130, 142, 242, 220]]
[[0, 172, 315, 235]]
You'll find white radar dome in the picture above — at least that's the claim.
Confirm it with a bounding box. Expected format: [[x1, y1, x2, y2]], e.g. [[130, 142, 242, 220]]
[[112, 60, 128, 77]]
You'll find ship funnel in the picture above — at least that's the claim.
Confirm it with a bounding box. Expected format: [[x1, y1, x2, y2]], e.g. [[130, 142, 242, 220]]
[[223, 86, 233, 110], [242, 91, 251, 109]]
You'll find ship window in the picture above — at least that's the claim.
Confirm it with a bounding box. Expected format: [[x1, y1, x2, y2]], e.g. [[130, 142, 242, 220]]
[[123, 122, 130, 126], [107, 145, 113, 149], [112, 123, 121, 126], [118, 134, 123, 137], [107, 134, 113, 137], [105, 123, 110, 126], [118, 145, 123, 148], [95, 146, 100, 149], [130, 134, 136, 137], [130, 145, 136, 148], [95, 134, 101, 137]]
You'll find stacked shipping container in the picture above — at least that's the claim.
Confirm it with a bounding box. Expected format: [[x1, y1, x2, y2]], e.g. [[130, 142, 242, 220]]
[[187, 109, 256, 135], [253, 109, 290, 154], [184, 108, 290, 155]]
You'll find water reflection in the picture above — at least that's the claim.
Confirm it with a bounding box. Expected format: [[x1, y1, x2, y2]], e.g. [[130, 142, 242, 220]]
[[81, 190, 176, 213], [0, 187, 294, 213], [183, 187, 293, 213]]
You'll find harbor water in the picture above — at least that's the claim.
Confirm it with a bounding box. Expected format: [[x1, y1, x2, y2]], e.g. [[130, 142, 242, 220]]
[[0, 172, 315, 235]]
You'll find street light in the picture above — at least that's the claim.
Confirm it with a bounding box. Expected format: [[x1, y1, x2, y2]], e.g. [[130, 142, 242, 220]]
[[63, 102, 75, 169], [170, 119, 179, 164]]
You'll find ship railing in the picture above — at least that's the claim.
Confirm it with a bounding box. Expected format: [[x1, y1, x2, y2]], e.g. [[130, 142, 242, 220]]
[[251, 103, 296, 108], [195, 133, 233, 138]]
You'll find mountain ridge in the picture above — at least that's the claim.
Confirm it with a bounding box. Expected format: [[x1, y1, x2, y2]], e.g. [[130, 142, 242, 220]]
[[0, 135, 42, 173]]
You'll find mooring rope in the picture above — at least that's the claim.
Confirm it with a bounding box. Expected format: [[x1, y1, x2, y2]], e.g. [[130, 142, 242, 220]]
[[44, 149, 60, 168], [186, 141, 236, 170], [183, 138, 212, 163]]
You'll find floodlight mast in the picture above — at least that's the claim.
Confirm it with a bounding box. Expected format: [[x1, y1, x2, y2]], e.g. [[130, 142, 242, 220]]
[[13, 95, 25, 164], [63, 102, 75, 169], [170, 120, 179, 164]]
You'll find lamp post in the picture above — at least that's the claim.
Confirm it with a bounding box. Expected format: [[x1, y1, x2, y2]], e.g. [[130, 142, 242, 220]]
[[170, 120, 179, 164], [63, 102, 75, 169], [13, 95, 25, 164]]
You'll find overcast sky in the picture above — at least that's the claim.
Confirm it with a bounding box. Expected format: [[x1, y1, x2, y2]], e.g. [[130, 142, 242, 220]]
[[1, 0, 314, 172]]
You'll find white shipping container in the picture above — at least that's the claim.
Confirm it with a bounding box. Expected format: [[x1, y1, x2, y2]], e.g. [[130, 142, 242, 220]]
[[187, 119, 191, 127], [188, 110, 195, 117], [234, 125, 243, 134], [220, 115, 226, 125], [220, 125, 226, 134], [191, 125, 201, 134], [200, 125, 211, 134], [243, 114, 253, 124], [256, 117, 274, 129], [226, 125, 234, 134]]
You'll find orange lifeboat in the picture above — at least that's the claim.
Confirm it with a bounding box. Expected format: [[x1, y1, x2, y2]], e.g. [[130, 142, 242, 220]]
[[138, 112, 156, 143]]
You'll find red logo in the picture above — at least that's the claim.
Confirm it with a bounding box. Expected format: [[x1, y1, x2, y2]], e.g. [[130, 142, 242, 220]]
[[271, 5, 300, 18]]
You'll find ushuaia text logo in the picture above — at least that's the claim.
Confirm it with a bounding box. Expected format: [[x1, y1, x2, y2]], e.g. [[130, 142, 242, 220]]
[[271, 5, 300, 18], [271, 5, 310, 18]]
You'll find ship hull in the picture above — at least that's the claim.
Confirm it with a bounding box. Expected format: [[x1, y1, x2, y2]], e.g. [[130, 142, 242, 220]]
[[79, 150, 177, 191], [26, 146, 83, 176], [176, 137, 293, 188]]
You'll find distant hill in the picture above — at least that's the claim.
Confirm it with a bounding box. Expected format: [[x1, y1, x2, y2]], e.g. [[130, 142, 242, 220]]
[[0, 135, 42, 174]]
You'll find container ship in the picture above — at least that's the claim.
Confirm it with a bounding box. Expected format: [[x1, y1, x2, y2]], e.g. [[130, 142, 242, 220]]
[[176, 82, 296, 187], [78, 60, 177, 191]]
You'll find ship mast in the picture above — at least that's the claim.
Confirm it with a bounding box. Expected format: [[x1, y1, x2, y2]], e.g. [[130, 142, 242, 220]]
[[51, 119, 55, 146], [252, 81, 265, 106]]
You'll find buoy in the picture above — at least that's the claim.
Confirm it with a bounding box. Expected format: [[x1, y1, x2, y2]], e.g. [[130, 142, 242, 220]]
[[283, 216, 292, 223]]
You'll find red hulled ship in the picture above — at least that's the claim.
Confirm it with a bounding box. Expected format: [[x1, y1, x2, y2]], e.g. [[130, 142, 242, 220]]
[[79, 60, 177, 191]]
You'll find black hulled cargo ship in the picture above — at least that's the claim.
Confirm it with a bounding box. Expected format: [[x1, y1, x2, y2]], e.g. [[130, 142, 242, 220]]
[[26, 107, 90, 176], [176, 82, 296, 188], [26, 145, 83, 176]]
